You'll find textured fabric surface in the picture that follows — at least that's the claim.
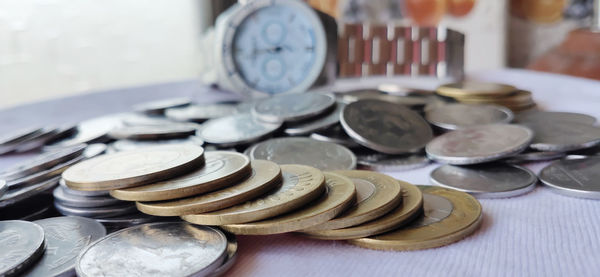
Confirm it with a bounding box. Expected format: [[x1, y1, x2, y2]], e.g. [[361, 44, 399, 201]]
[[1, 69, 599, 276]]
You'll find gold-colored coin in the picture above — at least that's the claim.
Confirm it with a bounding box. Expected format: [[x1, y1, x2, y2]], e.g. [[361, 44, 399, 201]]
[[135, 160, 282, 216], [302, 180, 423, 240], [110, 151, 251, 201], [458, 90, 533, 105], [181, 164, 326, 225], [349, 186, 483, 251], [436, 82, 516, 98], [63, 144, 205, 191], [304, 170, 403, 231], [221, 172, 356, 235]]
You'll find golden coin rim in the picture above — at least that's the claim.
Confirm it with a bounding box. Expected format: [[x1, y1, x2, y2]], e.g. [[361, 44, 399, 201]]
[[437, 82, 516, 98]]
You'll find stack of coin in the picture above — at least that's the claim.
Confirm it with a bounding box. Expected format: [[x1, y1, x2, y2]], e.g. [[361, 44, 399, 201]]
[[435, 81, 537, 112]]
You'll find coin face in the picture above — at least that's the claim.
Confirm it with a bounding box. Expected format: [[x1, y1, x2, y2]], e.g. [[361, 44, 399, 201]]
[[133, 97, 191, 115], [76, 223, 228, 277], [250, 137, 357, 171], [253, 93, 335, 123], [341, 99, 433, 154], [199, 113, 282, 147], [436, 81, 516, 98], [111, 151, 251, 201], [431, 164, 537, 198], [515, 111, 597, 125], [63, 144, 205, 191], [0, 144, 86, 181], [54, 201, 138, 218], [182, 164, 326, 225], [356, 152, 430, 171], [426, 103, 514, 130], [284, 102, 344, 136], [539, 157, 600, 199], [0, 221, 46, 277], [426, 124, 533, 165], [310, 124, 361, 149], [522, 122, 600, 152], [165, 104, 238, 122], [108, 125, 196, 140], [53, 186, 125, 208]]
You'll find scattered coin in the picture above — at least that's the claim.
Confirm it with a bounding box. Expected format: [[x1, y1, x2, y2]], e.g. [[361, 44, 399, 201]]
[[356, 152, 430, 171], [436, 82, 516, 98], [165, 103, 238, 122], [252, 93, 335, 123], [208, 231, 238, 277], [539, 157, 600, 199], [515, 111, 597, 125], [0, 177, 60, 209], [46, 114, 125, 149], [54, 201, 137, 218], [284, 102, 344, 136], [523, 122, 600, 152], [7, 155, 84, 190], [0, 127, 42, 145], [110, 136, 204, 152], [0, 220, 46, 277], [310, 125, 361, 149], [198, 113, 282, 147], [108, 125, 196, 140], [425, 103, 514, 130], [13, 127, 61, 153], [53, 186, 124, 208], [133, 97, 192, 115], [0, 145, 84, 181], [504, 151, 566, 164], [83, 143, 108, 159]]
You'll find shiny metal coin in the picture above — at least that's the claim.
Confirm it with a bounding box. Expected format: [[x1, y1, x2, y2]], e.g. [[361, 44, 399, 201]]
[[0, 177, 60, 209], [0, 144, 85, 181], [54, 201, 137, 218], [431, 164, 537, 198], [165, 104, 238, 122], [425, 103, 514, 130], [199, 113, 281, 147], [24, 216, 107, 277], [7, 156, 84, 190], [53, 186, 124, 208], [539, 157, 600, 199], [341, 99, 433, 154], [503, 151, 566, 164], [284, 102, 344, 136], [110, 136, 204, 152], [208, 232, 238, 277], [59, 179, 109, 197], [0, 127, 42, 145], [0, 221, 46, 277], [436, 82, 516, 98], [357, 152, 430, 171], [249, 137, 356, 171], [47, 114, 125, 149], [0, 180, 6, 198], [133, 97, 192, 115], [108, 125, 196, 140], [13, 127, 60, 153], [515, 111, 597, 125], [523, 122, 600, 152], [76, 222, 228, 277], [93, 212, 158, 229], [426, 124, 533, 165], [83, 143, 108, 159], [252, 93, 335, 123], [310, 125, 361, 149]]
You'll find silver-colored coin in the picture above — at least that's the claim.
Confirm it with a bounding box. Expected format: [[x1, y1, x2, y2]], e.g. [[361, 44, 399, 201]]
[[430, 164, 537, 198], [93, 213, 158, 228], [0, 221, 46, 277], [110, 136, 205, 152], [14, 127, 60, 153], [133, 97, 192, 115], [341, 99, 433, 154], [504, 151, 566, 164], [83, 143, 108, 159], [0, 127, 42, 145], [284, 102, 344, 136], [24, 216, 107, 277], [253, 93, 335, 123], [539, 157, 600, 199], [208, 232, 237, 277], [515, 111, 597, 125], [249, 137, 356, 171], [109, 125, 196, 140], [199, 113, 281, 147], [425, 103, 514, 131], [0, 177, 60, 209], [54, 201, 138, 219], [235, 100, 261, 114], [7, 156, 84, 190], [0, 144, 86, 181], [19, 205, 53, 222], [334, 89, 384, 104], [0, 180, 6, 198], [59, 179, 109, 197], [76, 222, 228, 277], [310, 125, 361, 149], [165, 104, 238, 122], [357, 153, 430, 171], [47, 114, 126, 149], [523, 122, 600, 152], [53, 186, 124, 208], [426, 124, 533, 165]]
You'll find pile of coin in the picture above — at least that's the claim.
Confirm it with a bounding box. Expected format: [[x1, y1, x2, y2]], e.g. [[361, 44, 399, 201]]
[[435, 81, 537, 112]]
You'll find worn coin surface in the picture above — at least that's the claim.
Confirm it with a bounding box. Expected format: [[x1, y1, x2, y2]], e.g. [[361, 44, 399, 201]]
[[515, 111, 597, 125], [426, 124, 533, 165], [430, 164, 537, 198], [199, 114, 282, 147], [133, 97, 192, 115], [108, 125, 196, 140], [523, 122, 600, 152], [0, 144, 85, 181], [182, 164, 326, 225], [356, 153, 430, 171], [63, 144, 205, 191], [53, 186, 124, 208], [165, 104, 238, 122], [253, 93, 335, 123], [341, 99, 433, 154], [0, 220, 46, 277], [425, 103, 514, 130], [284, 102, 344, 136], [76, 222, 228, 277], [54, 201, 137, 219], [310, 125, 361, 149], [111, 151, 251, 201], [539, 157, 600, 199], [436, 82, 516, 98]]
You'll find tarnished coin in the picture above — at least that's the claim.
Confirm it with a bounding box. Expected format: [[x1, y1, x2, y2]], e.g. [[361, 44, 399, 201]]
[[133, 97, 191, 115], [24, 216, 106, 277], [110, 136, 204, 152], [430, 164, 537, 198], [83, 143, 108, 159], [46, 114, 125, 148], [54, 201, 137, 218], [108, 125, 196, 140], [341, 99, 433, 154], [198, 114, 282, 147], [182, 164, 326, 225], [515, 111, 597, 125], [504, 151, 565, 164], [222, 172, 356, 235], [136, 160, 281, 216], [249, 137, 356, 171], [0, 144, 85, 181], [436, 82, 516, 98], [0, 177, 59, 209], [0, 180, 6, 198], [252, 93, 335, 123], [208, 232, 238, 277], [284, 102, 344, 136], [63, 144, 205, 191], [7, 156, 84, 190], [53, 186, 124, 208], [59, 179, 109, 197], [425, 103, 514, 130], [0, 220, 46, 277], [426, 124, 533, 165], [539, 157, 600, 199], [304, 170, 403, 231], [165, 103, 238, 122], [350, 186, 483, 251], [310, 125, 361, 149], [111, 151, 251, 201], [301, 180, 423, 240], [356, 153, 430, 171], [76, 223, 228, 277], [522, 122, 600, 152]]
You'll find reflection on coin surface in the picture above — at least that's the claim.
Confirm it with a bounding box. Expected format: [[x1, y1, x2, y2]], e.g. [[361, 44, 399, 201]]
[[0, 221, 46, 277], [426, 124, 533, 165], [431, 164, 537, 198], [284, 102, 344, 136], [341, 99, 433, 154], [437, 82, 516, 98], [108, 125, 196, 140], [165, 104, 238, 122], [515, 111, 597, 125], [539, 157, 600, 199], [253, 93, 335, 123], [357, 153, 430, 171], [425, 103, 513, 130], [133, 97, 191, 114], [0, 144, 85, 181], [522, 122, 600, 152], [199, 113, 281, 147], [76, 222, 228, 277]]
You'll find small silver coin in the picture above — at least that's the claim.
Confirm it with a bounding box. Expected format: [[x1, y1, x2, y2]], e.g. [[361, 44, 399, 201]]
[[253, 93, 336, 123], [24, 216, 107, 277], [515, 111, 597, 125], [0, 144, 86, 181], [0, 180, 6, 198], [76, 222, 228, 277], [0, 220, 46, 277], [53, 186, 124, 208], [523, 122, 600, 152], [108, 125, 196, 140], [341, 99, 433, 154], [59, 179, 109, 197], [47, 114, 126, 149], [430, 164, 537, 198], [539, 157, 600, 199], [208, 232, 238, 277], [133, 97, 192, 115], [54, 201, 138, 219], [0, 127, 42, 145], [425, 103, 514, 131], [198, 113, 282, 147], [165, 104, 238, 122], [83, 143, 108, 159], [0, 177, 60, 209], [504, 151, 566, 164], [249, 137, 356, 171], [110, 136, 205, 152], [7, 156, 84, 190], [284, 102, 344, 136], [426, 124, 533, 165], [310, 125, 361, 149], [357, 153, 430, 171]]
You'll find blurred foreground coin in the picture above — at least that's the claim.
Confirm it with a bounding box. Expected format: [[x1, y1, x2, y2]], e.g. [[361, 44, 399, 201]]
[[0, 221, 45, 277], [539, 157, 600, 199]]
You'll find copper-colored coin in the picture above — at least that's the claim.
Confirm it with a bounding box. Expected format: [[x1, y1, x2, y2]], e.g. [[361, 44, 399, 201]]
[[437, 82, 516, 98]]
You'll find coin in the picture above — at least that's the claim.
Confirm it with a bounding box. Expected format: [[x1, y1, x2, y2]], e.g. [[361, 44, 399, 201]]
[[301, 180, 423, 240], [94, 212, 159, 231], [356, 152, 430, 171], [0, 144, 86, 181], [0, 127, 42, 145], [76, 223, 228, 277], [305, 170, 403, 231], [515, 111, 597, 125], [539, 157, 600, 199], [426, 124, 533, 165], [252, 93, 336, 123], [425, 103, 514, 130], [108, 125, 196, 140], [249, 137, 357, 171], [503, 151, 565, 164], [165, 103, 238, 122], [284, 102, 344, 136], [458, 90, 533, 104], [47, 114, 125, 148], [349, 186, 482, 251], [110, 136, 204, 152], [13, 127, 60, 153], [341, 99, 433, 154], [335, 89, 384, 103], [136, 160, 281, 216], [58, 179, 109, 197], [310, 125, 361, 149], [523, 122, 600, 152], [208, 231, 238, 277], [110, 151, 251, 201], [132, 97, 191, 115], [436, 81, 516, 98], [7, 156, 84, 190], [0, 221, 46, 277], [221, 172, 356, 235], [24, 216, 107, 277], [198, 113, 282, 147], [182, 164, 326, 225], [0, 180, 6, 198], [53, 186, 124, 208], [83, 143, 108, 159], [63, 144, 205, 191], [54, 201, 138, 218], [0, 177, 59, 209], [338, 90, 430, 109], [431, 164, 537, 198]]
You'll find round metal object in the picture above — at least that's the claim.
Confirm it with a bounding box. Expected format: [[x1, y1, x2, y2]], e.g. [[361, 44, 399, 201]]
[[93, 213, 158, 229], [58, 179, 109, 197], [7, 155, 84, 190], [132, 97, 192, 115], [165, 104, 238, 122], [199, 113, 282, 147], [0, 220, 46, 277], [0, 144, 85, 181], [310, 125, 361, 148], [523, 122, 600, 152], [436, 81, 516, 98], [539, 157, 600, 199], [0, 177, 60, 209], [356, 153, 431, 171], [284, 102, 344, 136], [110, 137, 204, 152], [54, 201, 138, 219], [208, 232, 238, 277], [53, 186, 124, 208], [47, 114, 126, 148], [108, 125, 196, 140], [0, 127, 42, 145], [503, 151, 566, 164], [425, 103, 514, 130], [0, 180, 6, 198], [83, 143, 108, 159], [252, 93, 335, 123], [515, 111, 597, 125]]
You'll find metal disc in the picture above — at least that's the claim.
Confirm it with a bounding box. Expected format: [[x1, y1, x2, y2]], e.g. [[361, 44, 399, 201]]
[[208, 232, 238, 277], [53, 186, 124, 208], [0, 177, 60, 209], [515, 111, 597, 125], [59, 179, 109, 197], [46, 114, 126, 149], [108, 125, 196, 141], [13, 127, 60, 153], [539, 157, 600, 199], [198, 113, 282, 147], [430, 164, 537, 198], [110, 137, 204, 152], [341, 99, 433, 154], [503, 151, 565, 164], [252, 93, 335, 123], [284, 102, 344, 136], [0, 144, 85, 181], [356, 152, 430, 171], [165, 104, 238, 122], [83, 143, 108, 159], [133, 97, 191, 115], [0, 127, 42, 145], [7, 155, 84, 190], [76, 223, 228, 277], [426, 124, 533, 165], [523, 122, 600, 152], [436, 81, 516, 98], [0, 220, 46, 277], [93, 213, 159, 230], [0, 180, 6, 198], [310, 125, 361, 148], [425, 103, 514, 130], [54, 201, 138, 219]]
